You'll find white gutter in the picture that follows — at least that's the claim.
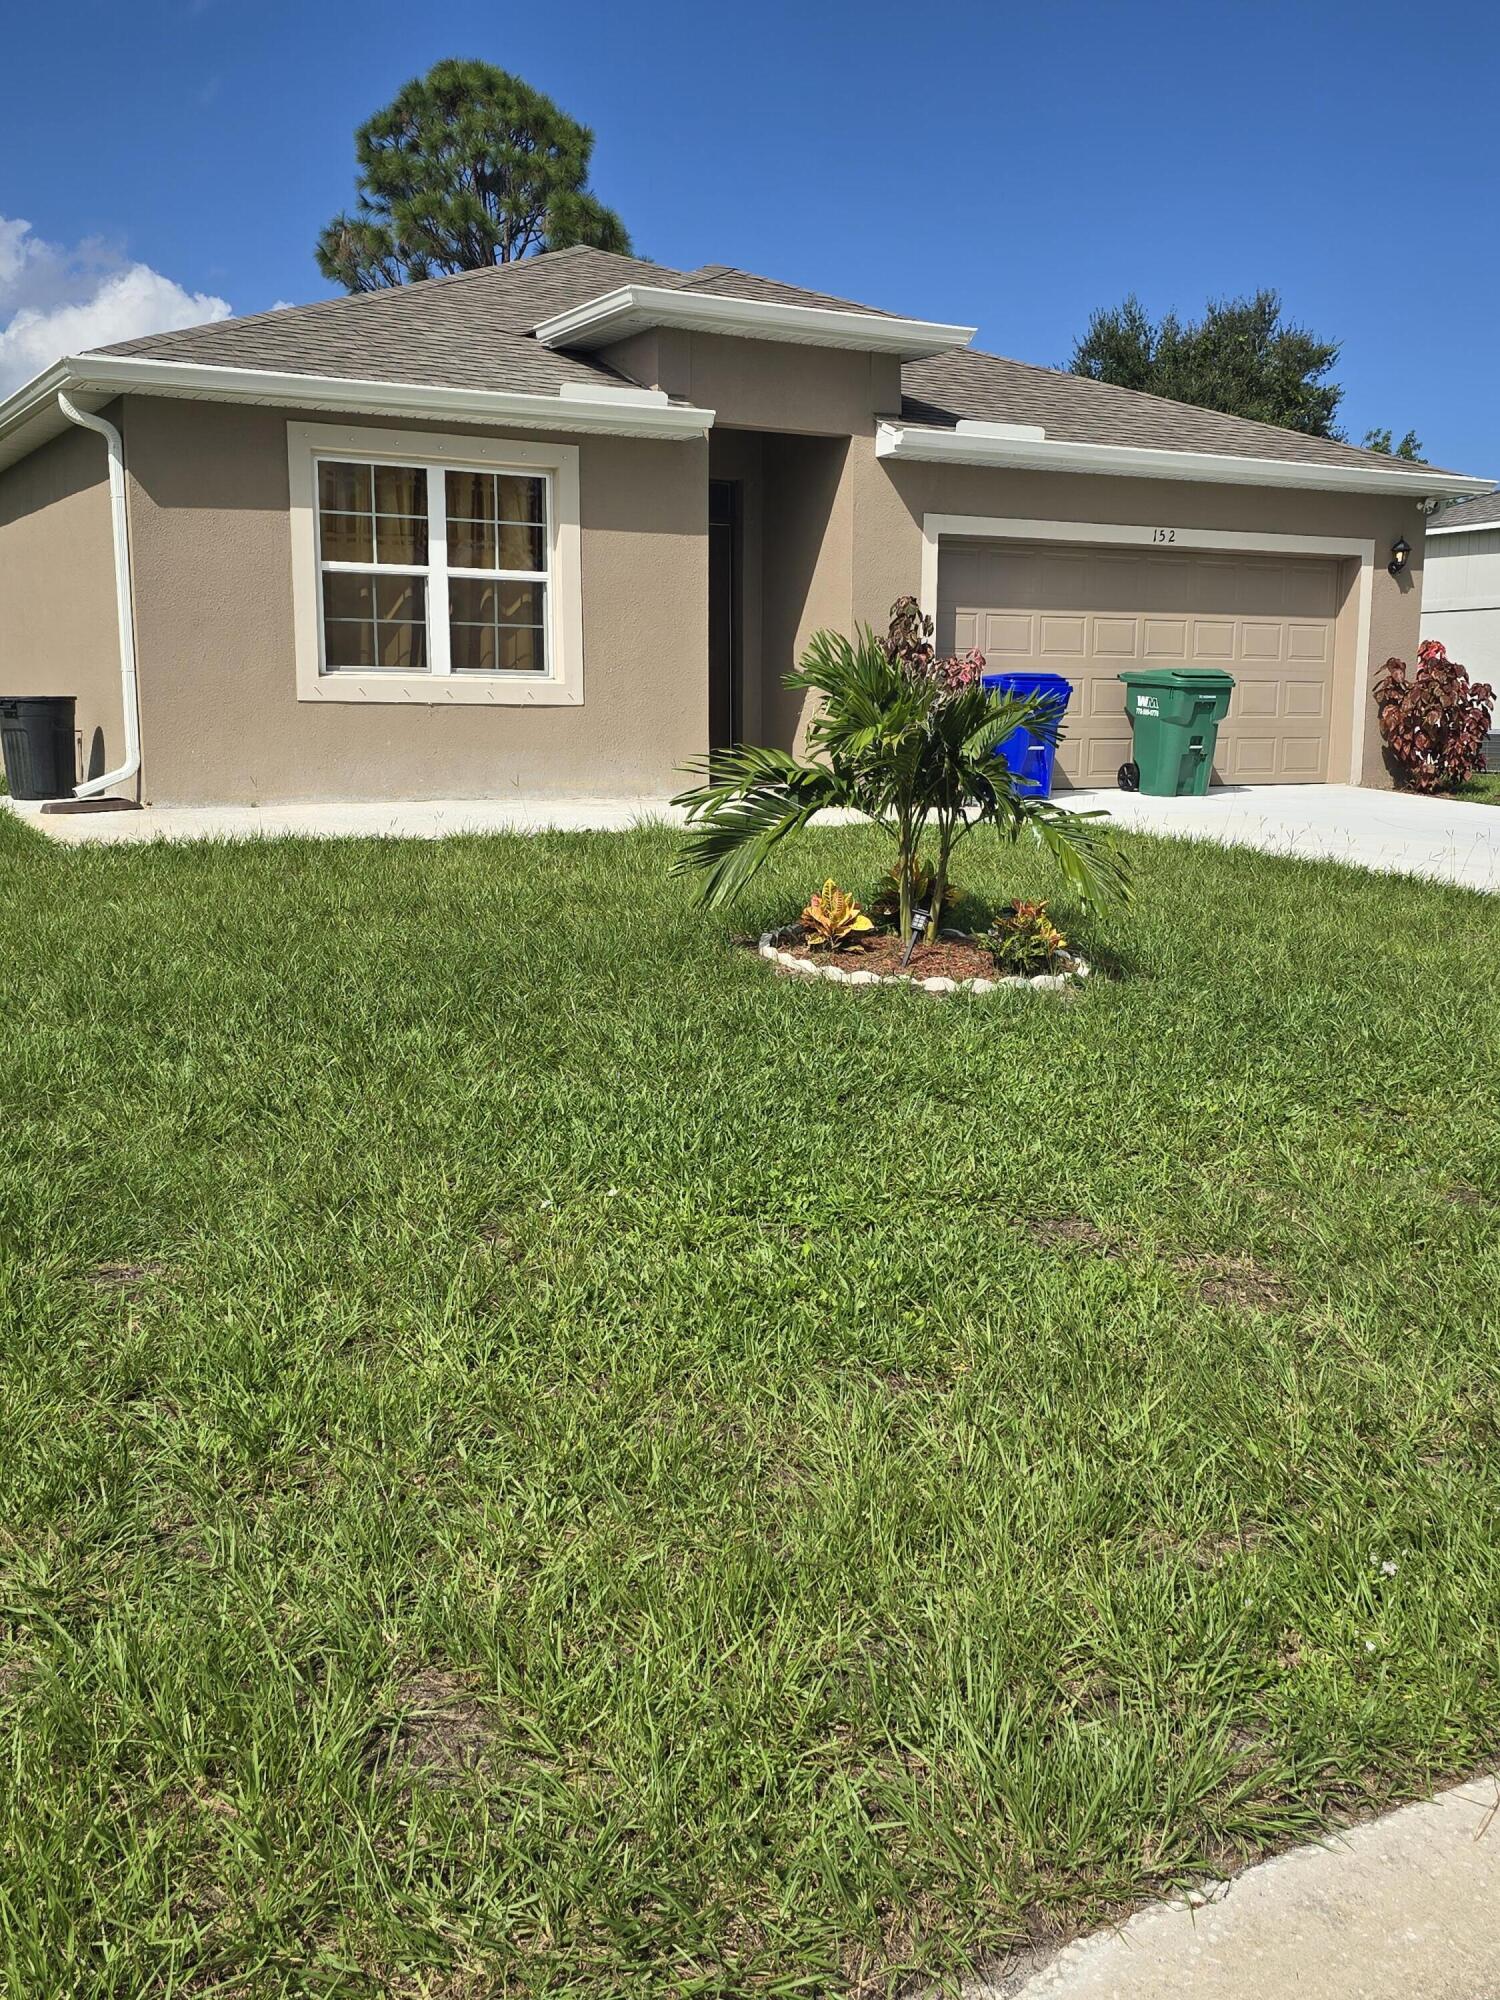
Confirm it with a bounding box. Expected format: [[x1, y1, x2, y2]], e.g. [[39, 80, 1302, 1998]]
[[876, 421, 1497, 501], [61, 354, 716, 438], [1427, 519, 1500, 537], [0, 357, 716, 473], [534, 284, 977, 361], [56, 394, 141, 800]]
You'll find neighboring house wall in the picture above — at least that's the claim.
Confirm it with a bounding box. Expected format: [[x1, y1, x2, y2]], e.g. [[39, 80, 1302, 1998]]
[[1422, 529, 1500, 684], [120, 396, 709, 806], [0, 417, 124, 790], [847, 437, 1426, 787]]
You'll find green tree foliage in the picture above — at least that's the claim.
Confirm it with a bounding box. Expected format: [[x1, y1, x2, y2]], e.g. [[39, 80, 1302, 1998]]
[[317, 59, 630, 292], [1361, 427, 1424, 462], [1069, 290, 1344, 437]]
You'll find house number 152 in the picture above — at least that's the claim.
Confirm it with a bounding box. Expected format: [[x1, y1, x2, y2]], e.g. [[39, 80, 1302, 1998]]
[[1151, 527, 1177, 544]]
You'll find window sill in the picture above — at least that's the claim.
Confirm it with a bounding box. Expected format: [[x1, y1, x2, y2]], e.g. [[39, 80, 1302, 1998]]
[[300, 674, 583, 707]]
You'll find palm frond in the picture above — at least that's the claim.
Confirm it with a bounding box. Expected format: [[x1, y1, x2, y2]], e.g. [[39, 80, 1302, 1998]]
[[1014, 801, 1133, 910], [671, 752, 845, 907]]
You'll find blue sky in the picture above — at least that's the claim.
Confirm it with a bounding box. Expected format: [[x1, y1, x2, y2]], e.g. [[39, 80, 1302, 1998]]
[[3, 0, 1497, 471]]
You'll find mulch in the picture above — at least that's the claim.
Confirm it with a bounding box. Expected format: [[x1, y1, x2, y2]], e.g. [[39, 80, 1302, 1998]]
[[781, 931, 1005, 980]]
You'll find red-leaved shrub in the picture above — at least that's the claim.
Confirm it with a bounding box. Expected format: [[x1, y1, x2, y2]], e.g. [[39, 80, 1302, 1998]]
[[883, 594, 986, 695], [1372, 640, 1494, 793]]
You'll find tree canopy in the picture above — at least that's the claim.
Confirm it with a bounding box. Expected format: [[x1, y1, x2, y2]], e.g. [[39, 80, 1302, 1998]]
[[1068, 290, 1344, 436], [1360, 426, 1424, 462], [317, 59, 631, 292]]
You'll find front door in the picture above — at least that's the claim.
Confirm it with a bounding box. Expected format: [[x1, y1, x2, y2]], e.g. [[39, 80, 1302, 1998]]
[[708, 480, 742, 751]]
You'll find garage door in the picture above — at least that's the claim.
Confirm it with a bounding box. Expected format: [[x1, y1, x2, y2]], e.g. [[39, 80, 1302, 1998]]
[[939, 540, 1341, 786]]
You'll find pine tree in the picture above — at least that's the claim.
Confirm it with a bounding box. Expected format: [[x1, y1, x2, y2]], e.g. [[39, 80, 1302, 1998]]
[[317, 60, 631, 292]]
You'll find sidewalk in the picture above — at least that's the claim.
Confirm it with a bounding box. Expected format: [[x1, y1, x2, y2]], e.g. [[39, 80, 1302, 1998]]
[[6, 783, 1499, 894], [970, 1775, 1500, 2000]]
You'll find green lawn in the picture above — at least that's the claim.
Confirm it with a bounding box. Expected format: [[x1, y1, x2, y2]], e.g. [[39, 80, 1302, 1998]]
[[1, 811, 1498, 1998], [1456, 770, 1500, 805]]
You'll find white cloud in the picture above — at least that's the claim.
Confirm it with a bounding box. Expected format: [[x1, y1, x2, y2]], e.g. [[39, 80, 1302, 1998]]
[[0, 216, 231, 398]]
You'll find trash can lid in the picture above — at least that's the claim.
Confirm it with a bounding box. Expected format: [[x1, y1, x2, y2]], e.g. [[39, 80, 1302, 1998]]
[[1118, 667, 1236, 687], [982, 670, 1074, 691]]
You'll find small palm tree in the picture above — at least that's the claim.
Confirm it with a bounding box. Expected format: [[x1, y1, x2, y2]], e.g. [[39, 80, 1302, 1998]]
[[672, 615, 1130, 936]]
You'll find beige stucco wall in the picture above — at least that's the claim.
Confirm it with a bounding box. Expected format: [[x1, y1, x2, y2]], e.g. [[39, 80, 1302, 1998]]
[[760, 435, 856, 753], [121, 396, 709, 805], [0, 416, 126, 790], [845, 437, 1427, 787], [599, 331, 902, 437]]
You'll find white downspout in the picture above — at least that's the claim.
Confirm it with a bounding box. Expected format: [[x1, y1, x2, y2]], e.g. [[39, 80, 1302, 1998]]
[[56, 392, 141, 798]]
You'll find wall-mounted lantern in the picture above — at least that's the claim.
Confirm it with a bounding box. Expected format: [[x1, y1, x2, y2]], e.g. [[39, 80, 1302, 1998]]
[[1388, 537, 1412, 578]]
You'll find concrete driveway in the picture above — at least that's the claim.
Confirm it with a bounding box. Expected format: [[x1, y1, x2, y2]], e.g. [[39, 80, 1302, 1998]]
[[6, 783, 1499, 893], [1060, 783, 1500, 893]]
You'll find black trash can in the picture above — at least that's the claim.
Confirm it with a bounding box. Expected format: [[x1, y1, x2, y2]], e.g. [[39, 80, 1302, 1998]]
[[0, 696, 76, 800]]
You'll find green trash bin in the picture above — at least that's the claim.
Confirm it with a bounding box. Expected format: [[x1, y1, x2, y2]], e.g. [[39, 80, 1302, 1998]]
[[1117, 669, 1235, 797]]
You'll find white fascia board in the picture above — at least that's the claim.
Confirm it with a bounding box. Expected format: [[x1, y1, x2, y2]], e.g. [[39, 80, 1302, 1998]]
[[0, 354, 716, 447], [0, 361, 84, 473], [1426, 517, 1500, 536], [534, 284, 977, 361], [876, 422, 1496, 500]]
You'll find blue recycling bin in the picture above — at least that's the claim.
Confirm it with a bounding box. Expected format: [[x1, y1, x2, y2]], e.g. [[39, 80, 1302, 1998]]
[[982, 671, 1073, 798]]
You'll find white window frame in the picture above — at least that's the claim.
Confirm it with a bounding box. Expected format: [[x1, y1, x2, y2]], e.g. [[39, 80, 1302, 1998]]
[[288, 421, 584, 706]]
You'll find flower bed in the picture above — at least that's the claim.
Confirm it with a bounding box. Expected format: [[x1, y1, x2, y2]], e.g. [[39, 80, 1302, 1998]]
[[758, 926, 1089, 994]]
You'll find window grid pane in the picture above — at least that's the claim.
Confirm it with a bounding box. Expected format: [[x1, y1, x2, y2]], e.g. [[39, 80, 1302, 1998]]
[[449, 575, 546, 675], [317, 458, 552, 679], [323, 573, 428, 673], [445, 469, 547, 574]]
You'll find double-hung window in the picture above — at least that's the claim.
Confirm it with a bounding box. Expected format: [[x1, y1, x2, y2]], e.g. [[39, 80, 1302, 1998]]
[[315, 457, 551, 679], [292, 425, 582, 706]]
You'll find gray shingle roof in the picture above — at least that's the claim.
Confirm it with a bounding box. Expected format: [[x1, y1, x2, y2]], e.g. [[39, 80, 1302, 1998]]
[[89, 247, 1481, 480], [92, 247, 899, 395], [673, 265, 896, 316], [1428, 490, 1500, 532], [94, 248, 668, 394], [900, 348, 1467, 479]]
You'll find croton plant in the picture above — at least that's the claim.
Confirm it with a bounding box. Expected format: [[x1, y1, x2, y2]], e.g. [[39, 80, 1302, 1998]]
[[1373, 640, 1494, 793]]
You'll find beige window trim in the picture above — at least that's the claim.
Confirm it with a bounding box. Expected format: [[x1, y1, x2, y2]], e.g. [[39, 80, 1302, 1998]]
[[288, 420, 584, 706], [919, 513, 1376, 786]]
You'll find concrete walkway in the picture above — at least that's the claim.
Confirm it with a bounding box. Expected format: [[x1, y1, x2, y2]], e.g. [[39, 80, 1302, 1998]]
[[968, 1775, 1500, 2000], [0, 793, 684, 845], [5, 783, 1498, 893]]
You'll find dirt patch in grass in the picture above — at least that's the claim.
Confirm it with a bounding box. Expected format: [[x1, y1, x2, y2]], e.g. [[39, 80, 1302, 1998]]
[[1446, 1184, 1494, 1210], [1143, 1520, 1271, 1570], [1019, 1220, 1290, 1310], [476, 1219, 525, 1260], [1020, 1215, 1119, 1255], [89, 1259, 172, 1291], [1176, 1252, 1291, 1312], [375, 1669, 497, 1787]]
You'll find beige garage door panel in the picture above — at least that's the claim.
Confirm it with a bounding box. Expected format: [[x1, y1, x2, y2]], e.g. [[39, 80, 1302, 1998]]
[[941, 542, 1340, 787]]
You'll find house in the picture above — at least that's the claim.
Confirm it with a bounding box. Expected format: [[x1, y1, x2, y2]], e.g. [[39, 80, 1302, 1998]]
[[0, 246, 1492, 807], [1421, 491, 1500, 688]]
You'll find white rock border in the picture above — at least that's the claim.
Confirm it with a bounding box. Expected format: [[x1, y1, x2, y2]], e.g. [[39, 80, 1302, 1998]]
[[757, 927, 1090, 995]]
